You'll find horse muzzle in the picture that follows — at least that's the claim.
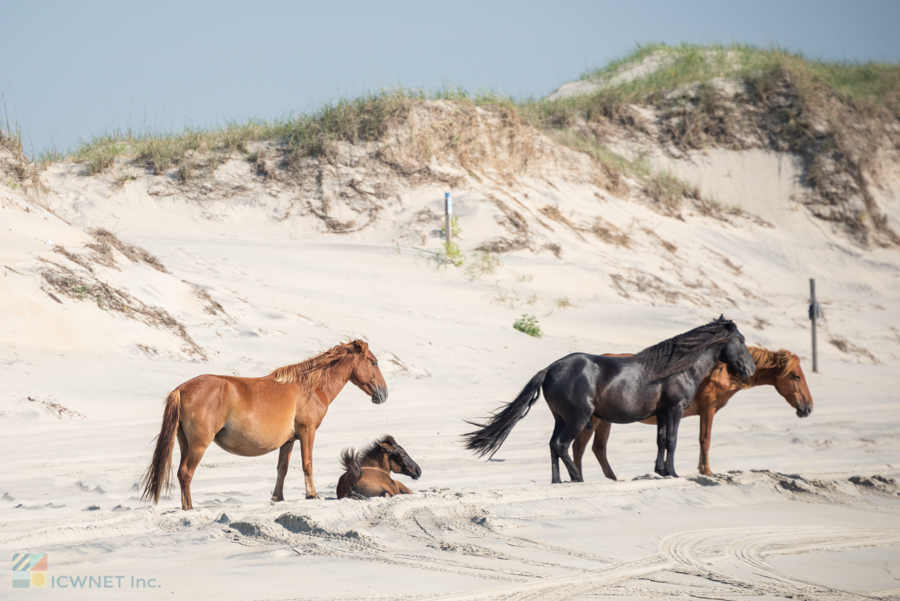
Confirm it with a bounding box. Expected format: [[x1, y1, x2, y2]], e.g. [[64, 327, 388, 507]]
[[371, 386, 388, 405], [796, 402, 812, 418], [409, 464, 422, 480]]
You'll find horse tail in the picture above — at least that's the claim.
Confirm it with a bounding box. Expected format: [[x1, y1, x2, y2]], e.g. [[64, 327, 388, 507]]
[[463, 368, 549, 458], [140, 389, 181, 504], [336, 447, 361, 500]]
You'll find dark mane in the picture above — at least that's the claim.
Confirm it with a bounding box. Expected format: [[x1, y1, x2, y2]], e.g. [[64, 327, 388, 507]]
[[634, 317, 737, 382], [358, 434, 397, 462]]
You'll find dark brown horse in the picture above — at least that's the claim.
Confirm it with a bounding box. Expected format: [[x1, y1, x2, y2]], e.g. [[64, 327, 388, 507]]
[[573, 346, 813, 479], [141, 340, 388, 509], [464, 317, 755, 481], [336, 435, 421, 499]]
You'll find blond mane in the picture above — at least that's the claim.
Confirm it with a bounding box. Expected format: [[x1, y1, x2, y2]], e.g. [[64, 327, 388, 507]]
[[268, 340, 369, 397], [729, 347, 799, 390]]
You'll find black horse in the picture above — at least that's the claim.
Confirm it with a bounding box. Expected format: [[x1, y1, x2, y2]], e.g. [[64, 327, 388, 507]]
[[464, 316, 755, 481]]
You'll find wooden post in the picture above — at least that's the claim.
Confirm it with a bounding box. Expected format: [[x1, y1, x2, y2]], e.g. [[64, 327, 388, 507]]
[[445, 192, 452, 248], [809, 279, 818, 373]]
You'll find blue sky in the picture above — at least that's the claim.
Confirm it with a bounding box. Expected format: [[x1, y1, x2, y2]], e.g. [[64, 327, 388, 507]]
[[2, 0, 899, 155]]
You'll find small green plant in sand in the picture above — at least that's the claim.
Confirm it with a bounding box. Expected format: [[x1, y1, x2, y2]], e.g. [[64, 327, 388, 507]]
[[513, 314, 542, 338], [555, 296, 573, 309], [71, 284, 89, 300], [439, 241, 464, 266], [515, 272, 534, 283], [439, 215, 462, 238], [466, 249, 501, 279]]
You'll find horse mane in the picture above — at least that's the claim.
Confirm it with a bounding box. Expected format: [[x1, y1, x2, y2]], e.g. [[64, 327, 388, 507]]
[[634, 317, 737, 382], [729, 347, 799, 390], [358, 434, 397, 463], [267, 340, 369, 397]]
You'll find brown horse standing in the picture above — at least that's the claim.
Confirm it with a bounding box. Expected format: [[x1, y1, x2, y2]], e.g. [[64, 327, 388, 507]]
[[141, 340, 388, 510], [336, 435, 421, 499], [573, 347, 813, 479]]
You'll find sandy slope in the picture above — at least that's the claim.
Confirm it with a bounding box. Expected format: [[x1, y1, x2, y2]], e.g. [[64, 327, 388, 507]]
[[1, 127, 899, 600]]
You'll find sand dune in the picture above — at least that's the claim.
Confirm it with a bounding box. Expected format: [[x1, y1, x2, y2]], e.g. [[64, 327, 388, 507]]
[[2, 59, 899, 598]]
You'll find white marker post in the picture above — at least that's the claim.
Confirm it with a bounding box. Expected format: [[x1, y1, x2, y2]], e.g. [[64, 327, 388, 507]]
[[809, 279, 820, 373], [445, 192, 452, 248]]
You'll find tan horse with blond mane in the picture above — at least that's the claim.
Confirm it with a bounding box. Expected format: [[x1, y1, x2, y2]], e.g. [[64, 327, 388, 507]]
[[141, 339, 388, 509], [573, 346, 812, 479]]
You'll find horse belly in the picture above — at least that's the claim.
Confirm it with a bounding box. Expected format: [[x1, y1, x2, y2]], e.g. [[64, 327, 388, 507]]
[[213, 422, 293, 457], [353, 468, 399, 498], [596, 381, 660, 424]]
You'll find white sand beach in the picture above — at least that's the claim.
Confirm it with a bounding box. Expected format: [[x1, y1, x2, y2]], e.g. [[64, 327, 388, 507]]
[[2, 63, 899, 599]]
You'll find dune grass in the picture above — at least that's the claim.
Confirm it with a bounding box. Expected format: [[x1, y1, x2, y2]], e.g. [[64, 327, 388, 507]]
[[46, 44, 899, 179], [63, 87, 520, 176], [523, 43, 900, 132]]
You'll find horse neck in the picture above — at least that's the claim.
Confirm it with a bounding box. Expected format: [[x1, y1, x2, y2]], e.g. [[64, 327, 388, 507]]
[[686, 347, 720, 385], [360, 449, 390, 470], [742, 365, 778, 388], [310, 355, 356, 405]]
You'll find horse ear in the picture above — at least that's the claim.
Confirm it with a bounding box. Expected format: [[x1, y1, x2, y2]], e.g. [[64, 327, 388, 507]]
[[352, 340, 368, 354]]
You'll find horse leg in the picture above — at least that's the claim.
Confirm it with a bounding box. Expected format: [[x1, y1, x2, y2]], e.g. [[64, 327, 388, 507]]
[[552, 419, 589, 483], [396, 481, 414, 494], [698, 407, 716, 476], [663, 406, 684, 478], [549, 416, 564, 484], [591, 420, 617, 481], [297, 425, 319, 499], [572, 427, 592, 475], [655, 419, 668, 476], [176, 433, 210, 511], [272, 440, 295, 502], [175, 426, 189, 509]]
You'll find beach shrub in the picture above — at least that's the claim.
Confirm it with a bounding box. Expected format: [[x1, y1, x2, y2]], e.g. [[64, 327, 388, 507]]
[[513, 314, 542, 338]]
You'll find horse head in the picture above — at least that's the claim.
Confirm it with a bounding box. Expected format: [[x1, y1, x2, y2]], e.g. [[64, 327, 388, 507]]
[[380, 436, 422, 480], [716, 317, 755, 380], [347, 340, 389, 404], [772, 350, 813, 417]]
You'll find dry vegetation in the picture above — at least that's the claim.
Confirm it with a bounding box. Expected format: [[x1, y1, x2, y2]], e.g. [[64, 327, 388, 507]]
[[537, 44, 900, 245], [36, 44, 900, 247], [88, 228, 168, 273], [1, 120, 44, 195], [40, 262, 205, 359], [40, 235, 206, 359]]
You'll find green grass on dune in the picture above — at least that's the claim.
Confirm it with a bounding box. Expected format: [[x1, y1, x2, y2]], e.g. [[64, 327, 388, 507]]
[[50, 44, 900, 175]]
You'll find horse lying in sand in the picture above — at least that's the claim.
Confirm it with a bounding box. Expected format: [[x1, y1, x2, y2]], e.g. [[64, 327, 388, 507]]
[[141, 340, 388, 510], [464, 316, 755, 481], [573, 346, 813, 479], [337, 435, 421, 499]]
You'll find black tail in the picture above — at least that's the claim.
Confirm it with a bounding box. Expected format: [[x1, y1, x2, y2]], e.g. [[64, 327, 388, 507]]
[[336, 447, 361, 499], [463, 368, 549, 459]]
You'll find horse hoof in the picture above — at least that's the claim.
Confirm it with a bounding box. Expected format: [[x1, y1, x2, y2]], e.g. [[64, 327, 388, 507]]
[[306, 494, 319, 500]]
